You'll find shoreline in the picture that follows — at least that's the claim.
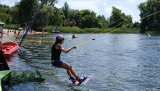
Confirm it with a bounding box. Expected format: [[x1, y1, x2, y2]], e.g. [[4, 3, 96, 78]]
[[1, 29, 49, 42], [3, 29, 48, 34], [2, 28, 160, 36]]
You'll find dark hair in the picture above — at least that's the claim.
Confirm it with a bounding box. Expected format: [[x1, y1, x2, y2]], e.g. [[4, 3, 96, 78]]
[[55, 35, 65, 44]]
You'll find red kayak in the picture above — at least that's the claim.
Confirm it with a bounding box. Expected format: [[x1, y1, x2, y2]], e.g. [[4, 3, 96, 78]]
[[2, 42, 19, 58]]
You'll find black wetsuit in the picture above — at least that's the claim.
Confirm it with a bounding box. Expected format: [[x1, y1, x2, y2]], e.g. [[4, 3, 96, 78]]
[[51, 44, 63, 67]]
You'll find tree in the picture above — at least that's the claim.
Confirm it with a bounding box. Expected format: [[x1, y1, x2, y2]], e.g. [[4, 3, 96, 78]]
[[15, 0, 58, 31], [62, 2, 70, 19], [138, 0, 160, 33], [46, 0, 57, 6], [51, 8, 64, 26], [0, 5, 12, 24], [97, 15, 109, 28], [32, 4, 54, 31], [133, 22, 140, 28], [109, 6, 133, 28], [9, 6, 19, 24], [17, 0, 38, 26], [109, 7, 123, 28], [80, 10, 99, 28], [74, 11, 82, 27]]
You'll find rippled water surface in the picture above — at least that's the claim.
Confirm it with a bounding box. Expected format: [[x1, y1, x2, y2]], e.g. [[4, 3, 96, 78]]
[[5, 33, 160, 91]]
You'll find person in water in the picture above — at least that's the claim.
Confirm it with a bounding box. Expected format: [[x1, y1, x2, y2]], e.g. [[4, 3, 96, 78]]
[[51, 35, 82, 83], [72, 34, 75, 38], [72, 34, 78, 39]]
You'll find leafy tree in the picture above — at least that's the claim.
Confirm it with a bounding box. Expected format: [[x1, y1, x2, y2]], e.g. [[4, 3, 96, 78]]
[[109, 7, 132, 28], [97, 15, 109, 28], [133, 22, 140, 28], [51, 8, 64, 26], [15, 0, 57, 31], [0, 5, 12, 24], [109, 7, 123, 28], [62, 2, 70, 19], [9, 6, 19, 24], [74, 10, 82, 27], [0, 0, 136, 32], [17, 0, 38, 26], [80, 10, 99, 28], [138, 0, 160, 33], [32, 4, 54, 30], [46, 0, 57, 6], [0, 4, 9, 8]]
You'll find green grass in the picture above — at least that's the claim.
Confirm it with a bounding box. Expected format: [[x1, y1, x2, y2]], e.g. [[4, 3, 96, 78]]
[[146, 31, 160, 34], [4, 25, 140, 34], [45, 26, 140, 33], [4, 24, 20, 30], [58, 27, 85, 33]]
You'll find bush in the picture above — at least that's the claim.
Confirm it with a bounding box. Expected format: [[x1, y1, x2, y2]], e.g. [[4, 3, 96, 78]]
[[45, 26, 53, 33], [4, 24, 20, 30], [58, 26, 85, 33], [45, 26, 141, 33], [83, 28, 101, 33]]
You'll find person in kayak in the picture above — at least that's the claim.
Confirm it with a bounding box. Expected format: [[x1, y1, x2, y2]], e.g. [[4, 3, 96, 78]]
[[51, 35, 82, 83]]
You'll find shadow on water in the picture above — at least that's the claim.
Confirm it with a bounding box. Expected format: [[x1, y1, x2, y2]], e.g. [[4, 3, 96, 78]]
[[5, 33, 160, 91]]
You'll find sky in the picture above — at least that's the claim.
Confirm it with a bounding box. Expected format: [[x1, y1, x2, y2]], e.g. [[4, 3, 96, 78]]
[[0, 0, 147, 22]]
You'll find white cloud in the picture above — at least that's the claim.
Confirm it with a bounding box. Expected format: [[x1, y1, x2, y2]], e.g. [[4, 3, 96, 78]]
[[103, 2, 107, 6], [0, 0, 20, 6], [0, 1, 11, 6], [127, 0, 147, 3], [67, 0, 100, 14], [104, 5, 112, 18], [127, 0, 137, 3], [115, 5, 134, 15], [55, 3, 61, 8], [103, 1, 142, 22]]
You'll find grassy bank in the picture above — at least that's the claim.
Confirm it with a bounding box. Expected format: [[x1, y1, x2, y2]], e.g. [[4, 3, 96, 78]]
[[45, 26, 140, 34], [3, 24, 20, 30], [3, 24, 140, 34], [146, 31, 160, 34]]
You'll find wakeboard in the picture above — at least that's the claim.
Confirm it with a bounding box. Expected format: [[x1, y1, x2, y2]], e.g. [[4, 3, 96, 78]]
[[68, 75, 91, 86]]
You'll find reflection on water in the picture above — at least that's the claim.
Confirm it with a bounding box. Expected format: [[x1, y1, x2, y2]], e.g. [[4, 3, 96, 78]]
[[6, 34, 160, 91]]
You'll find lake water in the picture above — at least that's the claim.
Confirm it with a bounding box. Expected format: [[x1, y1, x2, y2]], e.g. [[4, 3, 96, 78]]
[[5, 33, 160, 91]]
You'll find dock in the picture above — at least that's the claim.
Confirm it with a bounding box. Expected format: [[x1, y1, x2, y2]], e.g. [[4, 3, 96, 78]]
[[0, 70, 11, 91]]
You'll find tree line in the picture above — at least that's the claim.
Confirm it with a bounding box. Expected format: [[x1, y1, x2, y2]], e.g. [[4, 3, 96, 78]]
[[138, 0, 160, 33], [0, 4, 12, 24], [0, 0, 160, 33]]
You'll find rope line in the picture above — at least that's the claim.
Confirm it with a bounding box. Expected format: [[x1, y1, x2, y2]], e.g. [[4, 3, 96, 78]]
[[140, 10, 160, 20]]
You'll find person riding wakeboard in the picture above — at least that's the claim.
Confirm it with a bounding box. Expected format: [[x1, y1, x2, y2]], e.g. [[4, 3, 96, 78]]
[[51, 35, 82, 83]]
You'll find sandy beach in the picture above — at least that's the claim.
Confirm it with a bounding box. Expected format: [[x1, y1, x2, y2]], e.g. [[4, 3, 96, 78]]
[[1, 29, 48, 42], [3, 29, 48, 35]]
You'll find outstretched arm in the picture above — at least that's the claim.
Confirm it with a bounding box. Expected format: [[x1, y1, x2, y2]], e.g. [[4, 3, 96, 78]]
[[57, 44, 76, 53]]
